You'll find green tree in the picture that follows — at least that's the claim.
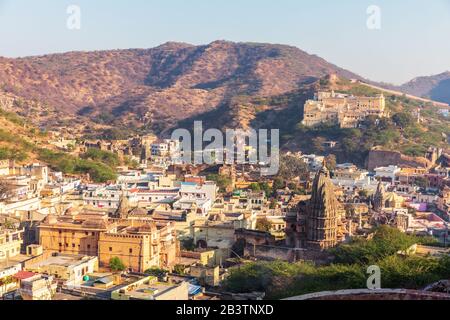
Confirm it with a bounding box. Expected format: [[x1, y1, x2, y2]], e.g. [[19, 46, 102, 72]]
[[414, 176, 428, 189], [181, 238, 195, 251], [82, 148, 120, 167], [278, 155, 308, 181], [207, 174, 232, 193], [145, 267, 168, 278], [256, 218, 272, 232], [331, 226, 419, 265], [325, 154, 337, 171], [259, 182, 272, 198], [272, 178, 285, 191], [109, 257, 126, 272], [223, 226, 450, 299], [269, 199, 278, 210], [173, 265, 186, 275], [393, 112, 414, 128], [249, 183, 261, 192]]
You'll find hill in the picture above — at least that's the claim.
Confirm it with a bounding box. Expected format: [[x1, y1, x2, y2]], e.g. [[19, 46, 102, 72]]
[[0, 107, 118, 183], [286, 78, 450, 166], [0, 106, 49, 162], [400, 71, 450, 105], [0, 41, 362, 135]]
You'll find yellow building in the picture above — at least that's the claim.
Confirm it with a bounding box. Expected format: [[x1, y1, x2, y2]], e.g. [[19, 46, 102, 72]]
[[191, 220, 236, 250], [0, 160, 13, 176], [39, 208, 180, 273], [302, 91, 386, 128], [98, 221, 179, 272], [39, 211, 113, 256], [190, 264, 221, 287], [25, 254, 99, 286], [438, 186, 450, 214], [0, 228, 23, 261], [99, 227, 159, 273]]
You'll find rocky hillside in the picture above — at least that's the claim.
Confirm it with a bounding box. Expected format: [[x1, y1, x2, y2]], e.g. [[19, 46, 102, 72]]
[[0, 107, 51, 163], [400, 71, 450, 105], [0, 41, 362, 135]]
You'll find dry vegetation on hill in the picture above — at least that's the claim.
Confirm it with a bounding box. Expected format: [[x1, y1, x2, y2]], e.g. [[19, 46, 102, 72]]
[[0, 41, 361, 135]]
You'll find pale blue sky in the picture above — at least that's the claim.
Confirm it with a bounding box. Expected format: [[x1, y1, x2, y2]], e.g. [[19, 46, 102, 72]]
[[0, 0, 449, 84]]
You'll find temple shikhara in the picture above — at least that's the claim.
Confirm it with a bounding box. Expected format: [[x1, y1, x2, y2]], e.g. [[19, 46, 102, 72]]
[[302, 90, 387, 128], [287, 165, 349, 250]]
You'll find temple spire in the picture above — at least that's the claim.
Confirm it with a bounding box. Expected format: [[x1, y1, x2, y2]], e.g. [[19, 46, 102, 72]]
[[116, 191, 131, 219], [307, 164, 339, 250], [373, 181, 386, 212]]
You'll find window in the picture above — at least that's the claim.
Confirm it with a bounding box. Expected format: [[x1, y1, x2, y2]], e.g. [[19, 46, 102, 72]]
[[109, 247, 112, 252], [87, 245, 91, 250], [129, 248, 133, 254]]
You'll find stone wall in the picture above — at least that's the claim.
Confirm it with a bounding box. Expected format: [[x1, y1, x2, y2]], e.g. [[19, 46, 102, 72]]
[[284, 289, 450, 300], [367, 149, 431, 171], [244, 244, 332, 264]]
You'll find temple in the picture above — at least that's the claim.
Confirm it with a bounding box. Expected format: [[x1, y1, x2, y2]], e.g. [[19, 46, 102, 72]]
[[287, 165, 347, 251]]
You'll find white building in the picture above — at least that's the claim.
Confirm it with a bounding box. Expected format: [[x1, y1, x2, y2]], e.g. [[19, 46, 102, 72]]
[[0, 228, 24, 262], [136, 189, 180, 206], [0, 160, 13, 176], [82, 185, 138, 209], [0, 263, 22, 297], [374, 165, 401, 184], [301, 154, 325, 172], [174, 181, 218, 217], [26, 254, 99, 286], [179, 182, 217, 203], [19, 274, 57, 300], [0, 197, 41, 215], [151, 140, 181, 158], [173, 198, 212, 217]]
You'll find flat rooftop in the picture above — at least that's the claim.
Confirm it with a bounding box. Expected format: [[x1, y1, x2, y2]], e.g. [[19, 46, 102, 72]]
[[126, 281, 182, 300], [28, 254, 96, 268], [0, 254, 31, 270]]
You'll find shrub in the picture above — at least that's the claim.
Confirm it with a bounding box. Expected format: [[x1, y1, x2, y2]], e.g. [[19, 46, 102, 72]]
[[223, 226, 448, 299], [109, 257, 126, 272], [145, 267, 168, 278], [38, 148, 117, 183], [331, 226, 418, 265], [82, 148, 120, 167]]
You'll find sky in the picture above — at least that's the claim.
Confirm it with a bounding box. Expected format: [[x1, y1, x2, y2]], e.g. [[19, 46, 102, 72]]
[[0, 0, 449, 85]]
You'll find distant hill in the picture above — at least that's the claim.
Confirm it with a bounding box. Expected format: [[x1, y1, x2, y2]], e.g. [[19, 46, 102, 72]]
[[400, 71, 450, 105], [0, 41, 363, 135]]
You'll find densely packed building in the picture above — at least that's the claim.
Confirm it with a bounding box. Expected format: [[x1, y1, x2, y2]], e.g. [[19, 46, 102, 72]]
[[1, 131, 450, 300]]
